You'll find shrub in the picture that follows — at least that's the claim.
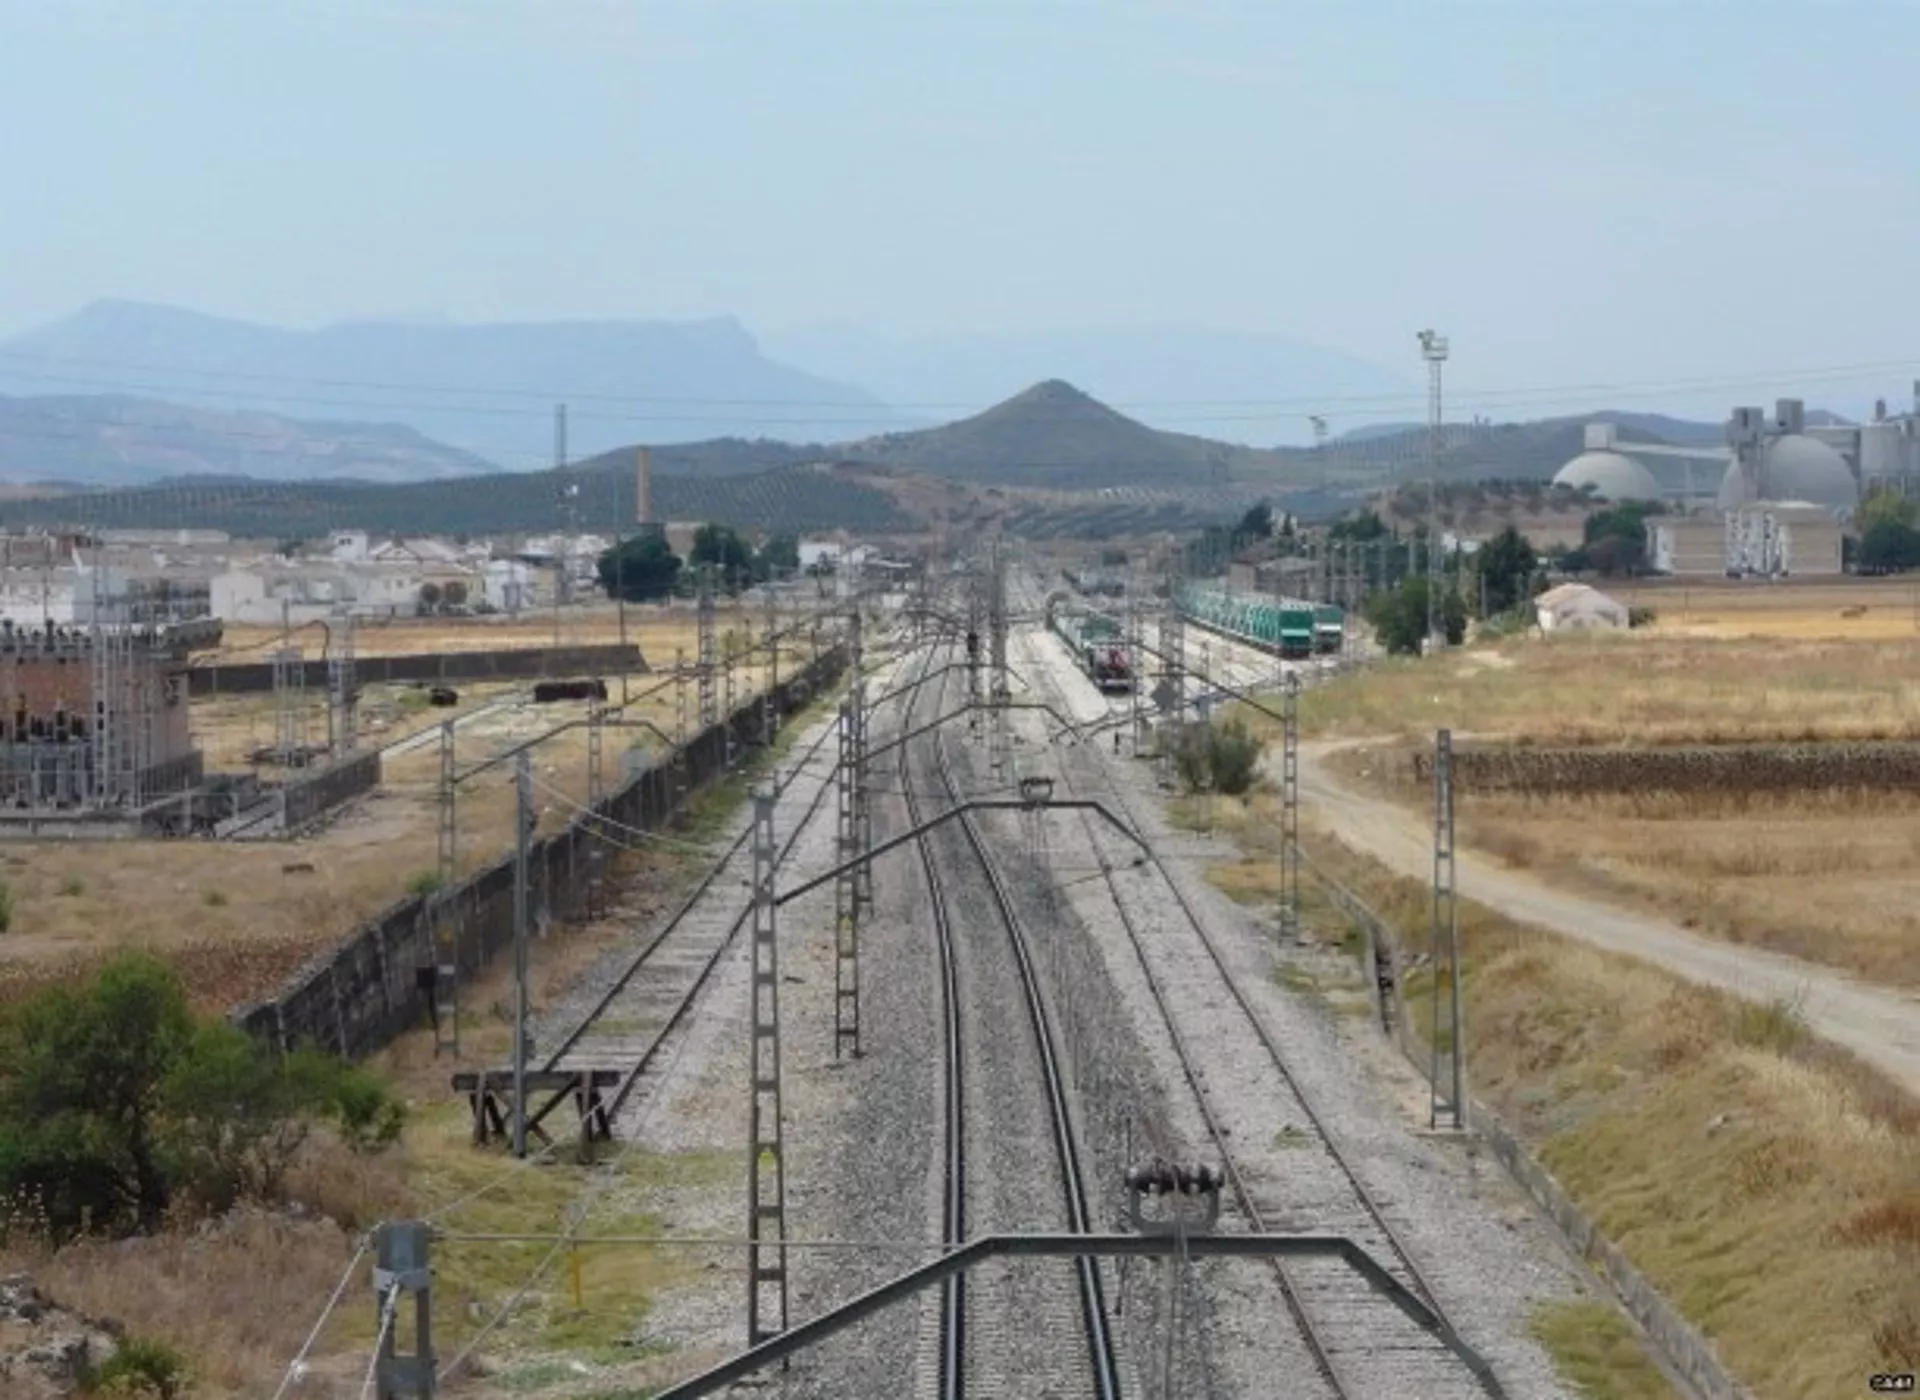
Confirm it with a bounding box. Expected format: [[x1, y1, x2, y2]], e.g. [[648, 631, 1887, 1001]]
[[1167, 718, 1266, 795], [1207, 719, 1264, 795], [95, 1336, 190, 1398], [0, 952, 402, 1242], [323, 1062, 406, 1155]]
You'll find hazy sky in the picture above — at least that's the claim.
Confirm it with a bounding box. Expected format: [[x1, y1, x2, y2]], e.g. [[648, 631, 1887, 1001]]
[[4, 0, 1918, 412]]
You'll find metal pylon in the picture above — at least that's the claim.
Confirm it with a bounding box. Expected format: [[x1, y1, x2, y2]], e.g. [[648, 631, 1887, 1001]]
[[850, 610, 872, 916], [587, 702, 605, 811], [329, 612, 358, 757], [698, 569, 718, 732], [1279, 672, 1301, 940], [833, 684, 862, 1059], [436, 719, 456, 886], [746, 787, 789, 1344], [988, 543, 1011, 776], [763, 583, 779, 747], [432, 718, 459, 1057], [1431, 728, 1465, 1130], [272, 645, 307, 766], [1127, 587, 1144, 750]]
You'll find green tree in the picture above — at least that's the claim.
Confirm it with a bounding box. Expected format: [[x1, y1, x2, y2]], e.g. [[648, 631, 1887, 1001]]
[[1581, 503, 1661, 577], [1857, 519, 1920, 573], [690, 522, 755, 589], [1328, 509, 1390, 543], [1365, 577, 1431, 656], [757, 532, 800, 578], [597, 533, 683, 602], [0, 953, 193, 1239], [1856, 490, 1917, 534], [0, 953, 402, 1243], [1234, 502, 1275, 542], [1474, 525, 1538, 616]]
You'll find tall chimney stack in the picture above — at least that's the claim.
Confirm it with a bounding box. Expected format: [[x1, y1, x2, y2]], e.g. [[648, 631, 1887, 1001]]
[[636, 447, 654, 528]]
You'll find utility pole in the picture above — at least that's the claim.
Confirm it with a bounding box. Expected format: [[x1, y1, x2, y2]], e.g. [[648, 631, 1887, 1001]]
[[1418, 330, 1449, 652], [746, 785, 789, 1344], [1279, 672, 1300, 939], [553, 403, 571, 650], [512, 752, 533, 1159], [1431, 728, 1464, 1131]]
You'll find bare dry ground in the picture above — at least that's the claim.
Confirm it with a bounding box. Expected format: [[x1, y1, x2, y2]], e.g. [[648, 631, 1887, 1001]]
[[1261, 613, 1920, 989], [0, 708, 826, 1398], [1176, 785, 1920, 1395], [0, 618, 811, 1014]]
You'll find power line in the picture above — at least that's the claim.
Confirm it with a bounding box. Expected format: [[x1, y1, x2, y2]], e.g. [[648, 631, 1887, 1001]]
[[4, 351, 1918, 426]]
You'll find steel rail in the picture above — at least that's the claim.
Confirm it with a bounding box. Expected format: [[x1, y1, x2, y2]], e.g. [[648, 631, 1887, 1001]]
[[925, 650, 1124, 1400], [539, 672, 849, 1121], [1023, 625, 1506, 1397], [894, 641, 968, 1400]]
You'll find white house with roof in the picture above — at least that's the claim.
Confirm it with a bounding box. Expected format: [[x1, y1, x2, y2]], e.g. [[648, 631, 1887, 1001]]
[[1534, 582, 1629, 632]]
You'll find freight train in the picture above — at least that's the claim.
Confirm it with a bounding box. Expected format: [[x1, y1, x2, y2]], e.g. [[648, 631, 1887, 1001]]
[[1178, 585, 1344, 659], [1051, 606, 1135, 693]]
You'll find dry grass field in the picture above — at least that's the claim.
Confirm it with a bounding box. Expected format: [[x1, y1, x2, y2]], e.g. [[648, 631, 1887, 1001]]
[[1171, 784, 1920, 1394], [0, 616, 814, 1014], [1293, 630, 1920, 747], [1304, 830, 1920, 1397], [1611, 576, 1920, 641], [0, 705, 832, 1397], [213, 602, 707, 661], [1269, 592, 1920, 988], [1438, 786, 1920, 989]]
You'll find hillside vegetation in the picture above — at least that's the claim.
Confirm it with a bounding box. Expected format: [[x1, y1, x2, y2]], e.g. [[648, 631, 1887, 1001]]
[[0, 459, 911, 537]]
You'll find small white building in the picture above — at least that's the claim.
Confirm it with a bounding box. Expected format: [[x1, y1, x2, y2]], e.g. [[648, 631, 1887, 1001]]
[[1534, 582, 1629, 632]]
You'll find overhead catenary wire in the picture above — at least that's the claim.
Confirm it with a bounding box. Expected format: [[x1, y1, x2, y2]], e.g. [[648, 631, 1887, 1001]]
[[6, 347, 1919, 419], [270, 1235, 374, 1400], [358, 1292, 399, 1400]]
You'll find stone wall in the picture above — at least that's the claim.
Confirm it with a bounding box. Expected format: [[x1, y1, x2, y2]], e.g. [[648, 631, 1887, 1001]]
[[230, 646, 846, 1060], [187, 642, 647, 697], [1399, 739, 1920, 797]]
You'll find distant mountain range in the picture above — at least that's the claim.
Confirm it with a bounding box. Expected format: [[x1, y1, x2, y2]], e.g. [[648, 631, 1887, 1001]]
[[0, 392, 498, 488], [0, 299, 1871, 519], [0, 299, 906, 467]]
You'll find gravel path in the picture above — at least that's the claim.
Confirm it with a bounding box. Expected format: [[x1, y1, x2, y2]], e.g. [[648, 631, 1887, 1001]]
[[1295, 741, 1920, 1097]]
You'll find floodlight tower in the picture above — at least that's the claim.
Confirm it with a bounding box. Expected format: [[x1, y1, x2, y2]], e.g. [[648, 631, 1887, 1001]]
[[1417, 330, 1450, 650]]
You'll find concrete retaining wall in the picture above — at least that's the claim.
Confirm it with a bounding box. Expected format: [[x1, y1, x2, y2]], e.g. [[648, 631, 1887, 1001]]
[[281, 749, 382, 831], [230, 645, 846, 1060], [1299, 845, 1750, 1400], [189, 643, 648, 697]]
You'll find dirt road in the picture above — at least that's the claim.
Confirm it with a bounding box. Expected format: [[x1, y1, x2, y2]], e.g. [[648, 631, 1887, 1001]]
[[1297, 744, 1920, 1098]]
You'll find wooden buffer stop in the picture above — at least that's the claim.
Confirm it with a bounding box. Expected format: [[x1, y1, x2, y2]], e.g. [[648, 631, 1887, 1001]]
[[451, 1069, 620, 1163]]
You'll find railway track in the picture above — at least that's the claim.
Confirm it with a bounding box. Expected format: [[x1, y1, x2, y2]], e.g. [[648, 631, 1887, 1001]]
[[540, 698, 847, 1131], [897, 642, 1122, 1399], [1014, 623, 1506, 1399]]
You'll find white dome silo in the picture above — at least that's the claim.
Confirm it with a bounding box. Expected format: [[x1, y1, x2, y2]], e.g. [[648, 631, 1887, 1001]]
[[1552, 449, 1661, 502]]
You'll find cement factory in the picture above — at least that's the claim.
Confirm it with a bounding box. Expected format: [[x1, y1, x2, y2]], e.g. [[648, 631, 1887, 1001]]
[[1550, 388, 1920, 577]]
